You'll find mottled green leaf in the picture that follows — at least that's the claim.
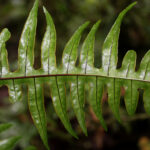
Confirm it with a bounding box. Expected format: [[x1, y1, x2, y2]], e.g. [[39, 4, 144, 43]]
[[102, 2, 137, 76], [80, 21, 100, 74], [0, 28, 10, 77], [28, 78, 49, 150], [88, 76, 107, 130], [0, 29, 22, 103], [107, 78, 121, 122], [18, 0, 38, 76], [41, 7, 56, 74], [70, 76, 87, 135], [62, 22, 89, 73], [49, 76, 77, 138]]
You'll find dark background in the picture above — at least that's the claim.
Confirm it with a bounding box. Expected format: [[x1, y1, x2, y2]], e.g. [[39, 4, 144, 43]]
[[0, 0, 150, 150]]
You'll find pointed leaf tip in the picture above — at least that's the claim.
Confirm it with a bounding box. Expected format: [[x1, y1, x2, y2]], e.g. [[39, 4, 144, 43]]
[[102, 1, 137, 75], [83, 21, 90, 27], [95, 20, 101, 25], [92, 20, 101, 31], [122, 1, 137, 14], [78, 21, 90, 30], [62, 21, 90, 73], [31, 0, 39, 13], [43, 6, 47, 13], [79, 21, 90, 30], [129, 1, 137, 7]]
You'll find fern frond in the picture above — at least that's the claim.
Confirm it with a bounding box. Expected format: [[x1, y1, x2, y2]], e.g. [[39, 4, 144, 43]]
[[1, 1, 147, 150]]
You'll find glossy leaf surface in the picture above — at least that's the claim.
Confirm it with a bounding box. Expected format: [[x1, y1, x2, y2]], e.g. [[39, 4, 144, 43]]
[[1, 1, 148, 150]]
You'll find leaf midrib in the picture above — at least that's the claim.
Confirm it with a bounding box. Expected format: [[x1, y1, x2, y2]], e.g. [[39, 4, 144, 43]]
[[0, 73, 150, 83]]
